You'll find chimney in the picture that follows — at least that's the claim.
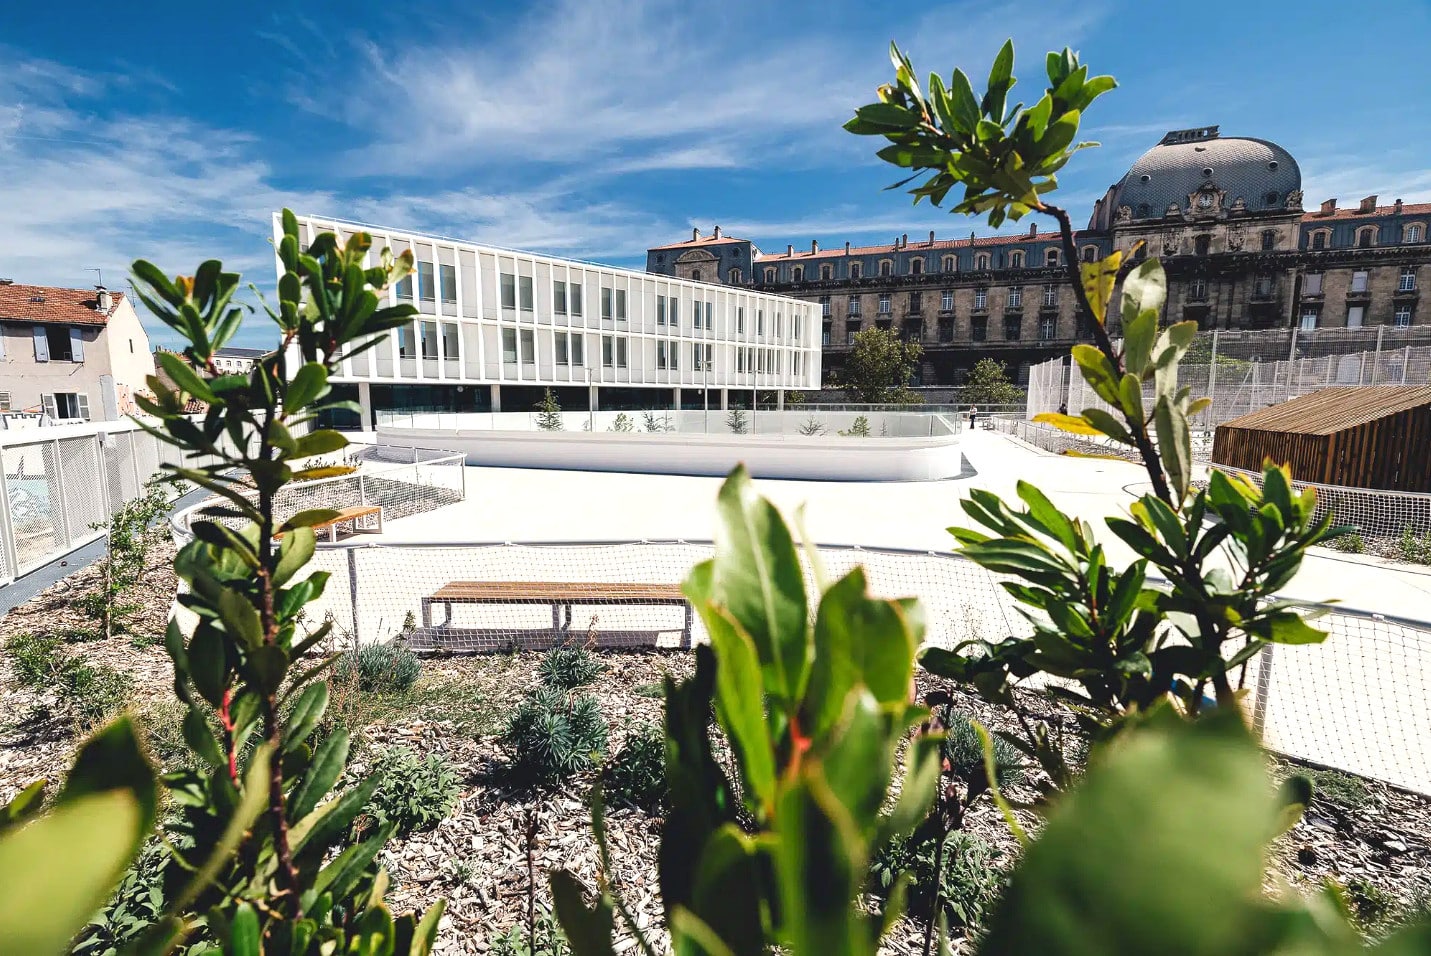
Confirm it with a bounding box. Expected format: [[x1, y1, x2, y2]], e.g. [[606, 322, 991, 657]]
[[95, 286, 112, 314], [692, 227, 700, 241], [1394, 199, 1404, 215], [1029, 222, 1038, 237], [928, 230, 935, 245], [1320, 198, 1338, 215], [787, 244, 794, 257], [811, 239, 819, 254], [969, 231, 976, 245], [901, 233, 908, 248], [1359, 195, 1378, 214], [844, 241, 851, 254], [713, 225, 722, 239]]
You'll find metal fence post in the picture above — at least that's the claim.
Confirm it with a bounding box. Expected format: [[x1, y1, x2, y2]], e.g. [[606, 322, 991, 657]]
[[1251, 641, 1276, 736], [50, 439, 72, 547], [0, 444, 18, 585], [347, 546, 361, 647]]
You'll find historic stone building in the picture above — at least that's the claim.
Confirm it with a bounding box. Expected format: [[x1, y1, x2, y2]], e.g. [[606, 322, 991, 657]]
[[645, 126, 1430, 387]]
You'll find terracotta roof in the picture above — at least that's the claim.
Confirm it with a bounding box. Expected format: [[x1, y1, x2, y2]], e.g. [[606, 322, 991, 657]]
[[648, 235, 748, 252], [0, 283, 123, 327], [1218, 385, 1431, 435], [753, 231, 1068, 262], [1302, 202, 1431, 221]]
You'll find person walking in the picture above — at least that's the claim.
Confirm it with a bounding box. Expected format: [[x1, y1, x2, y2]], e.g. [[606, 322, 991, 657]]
[[968, 405, 978, 430], [1058, 401, 1068, 416]]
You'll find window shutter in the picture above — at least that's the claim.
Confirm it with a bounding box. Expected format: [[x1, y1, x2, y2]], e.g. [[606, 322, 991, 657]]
[[70, 327, 85, 363], [76, 393, 90, 419], [33, 326, 49, 362], [42, 393, 57, 418]]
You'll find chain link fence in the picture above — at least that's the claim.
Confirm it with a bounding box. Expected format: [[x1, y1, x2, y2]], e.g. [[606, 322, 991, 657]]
[[286, 539, 1431, 795]]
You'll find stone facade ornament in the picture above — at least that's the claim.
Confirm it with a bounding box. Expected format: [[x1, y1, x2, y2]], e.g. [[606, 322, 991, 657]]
[[1115, 205, 1133, 223], [1285, 189, 1303, 210]]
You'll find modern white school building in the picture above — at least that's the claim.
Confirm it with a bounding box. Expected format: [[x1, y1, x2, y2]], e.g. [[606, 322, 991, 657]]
[[276, 214, 822, 426]]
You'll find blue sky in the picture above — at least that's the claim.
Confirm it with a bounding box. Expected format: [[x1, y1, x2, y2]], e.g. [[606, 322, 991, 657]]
[[3, 0, 1429, 349]]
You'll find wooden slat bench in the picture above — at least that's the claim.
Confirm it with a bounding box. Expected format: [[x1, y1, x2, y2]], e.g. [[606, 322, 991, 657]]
[[412, 581, 692, 652], [277, 505, 383, 543]]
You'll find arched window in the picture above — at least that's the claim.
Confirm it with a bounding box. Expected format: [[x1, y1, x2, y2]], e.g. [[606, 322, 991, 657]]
[[850, 262, 862, 279], [941, 255, 957, 272], [1194, 235, 1211, 256], [1009, 251, 1024, 268], [1082, 246, 1097, 262], [728, 267, 741, 283], [792, 266, 803, 282], [879, 260, 893, 276], [1045, 249, 1059, 266], [692, 270, 702, 282], [1311, 232, 1327, 250], [975, 253, 990, 270], [820, 264, 832, 280], [764, 267, 776, 282], [911, 258, 923, 274], [1406, 224, 1424, 243], [1261, 230, 1276, 251], [1357, 226, 1377, 248]]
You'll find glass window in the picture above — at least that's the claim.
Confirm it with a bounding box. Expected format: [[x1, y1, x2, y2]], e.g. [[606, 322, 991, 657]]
[[615, 288, 627, 320], [1040, 316, 1056, 340], [692, 270, 702, 282], [556, 332, 569, 364], [519, 276, 534, 311], [1261, 231, 1276, 251], [793, 315, 801, 340], [602, 287, 613, 319], [602, 335, 614, 367], [398, 322, 416, 358], [737, 307, 745, 333], [848, 298, 861, 316], [820, 295, 831, 317], [792, 266, 803, 282], [1195, 235, 1211, 256], [821, 265, 832, 280], [571, 333, 584, 365], [1299, 308, 1319, 331], [1255, 276, 1274, 296], [520, 328, 534, 363], [671, 298, 679, 326], [1190, 278, 1208, 301], [942, 256, 956, 273], [440, 263, 457, 303], [500, 273, 516, 310], [1303, 273, 1323, 295], [909, 291, 922, 312], [974, 287, 988, 310], [396, 274, 413, 300], [1312, 232, 1327, 250], [878, 294, 891, 314], [502, 328, 517, 363], [705, 301, 714, 329], [1358, 228, 1376, 248], [729, 267, 741, 283], [441, 322, 458, 359], [1010, 251, 1024, 268], [822, 323, 831, 346], [911, 259, 923, 275], [1043, 285, 1058, 307], [1082, 246, 1097, 263], [1351, 271, 1369, 293], [976, 254, 989, 270], [850, 262, 862, 279], [1346, 306, 1364, 328], [418, 260, 436, 301], [847, 329, 856, 345], [880, 260, 892, 276], [1400, 267, 1417, 291], [1407, 225, 1423, 243], [617, 337, 628, 368], [1008, 286, 1022, 308], [758, 310, 765, 335], [657, 296, 667, 326], [420, 322, 438, 359], [554, 280, 568, 314], [941, 289, 954, 311], [1003, 315, 1022, 340], [570, 283, 583, 316], [1395, 306, 1413, 327], [971, 316, 988, 341]]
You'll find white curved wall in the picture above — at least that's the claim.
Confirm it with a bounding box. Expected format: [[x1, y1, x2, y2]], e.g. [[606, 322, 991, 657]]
[[375, 423, 965, 481]]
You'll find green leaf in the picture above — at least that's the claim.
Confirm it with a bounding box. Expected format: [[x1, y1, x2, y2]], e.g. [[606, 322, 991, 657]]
[[1079, 251, 1122, 325], [284, 681, 328, 751], [292, 428, 349, 460], [708, 466, 809, 705], [551, 871, 617, 956], [228, 902, 260, 956], [182, 706, 225, 769], [0, 780, 46, 836], [218, 589, 264, 649], [1033, 411, 1103, 436], [773, 764, 864, 956], [286, 362, 329, 412], [682, 825, 765, 956], [273, 527, 316, 588], [979, 711, 1275, 955], [1071, 344, 1122, 407], [155, 351, 218, 405], [948, 68, 980, 133], [1154, 396, 1192, 505], [695, 603, 777, 815], [1257, 611, 1329, 646], [280, 509, 343, 532]]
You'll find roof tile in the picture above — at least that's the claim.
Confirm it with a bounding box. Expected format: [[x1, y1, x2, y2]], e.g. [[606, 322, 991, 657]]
[[0, 283, 123, 327]]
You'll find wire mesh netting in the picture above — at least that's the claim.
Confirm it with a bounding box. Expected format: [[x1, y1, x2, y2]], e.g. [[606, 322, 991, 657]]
[[1202, 466, 1431, 540], [290, 539, 1431, 795]]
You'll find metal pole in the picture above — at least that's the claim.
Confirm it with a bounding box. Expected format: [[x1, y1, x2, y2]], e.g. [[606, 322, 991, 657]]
[[1251, 642, 1275, 736], [1206, 330, 1219, 429], [347, 546, 361, 647], [0, 444, 19, 585], [1403, 345, 1412, 383]]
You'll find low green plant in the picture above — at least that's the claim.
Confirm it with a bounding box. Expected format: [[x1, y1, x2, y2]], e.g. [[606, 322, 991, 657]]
[[870, 829, 1006, 933], [798, 415, 826, 436], [940, 710, 1024, 791], [536, 389, 565, 431], [69, 834, 175, 955], [82, 477, 173, 642], [538, 646, 603, 690], [642, 410, 672, 433], [57, 662, 135, 733], [1304, 766, 1371, 810], [632, 681, 665, 698], [608, 413, 635, 433], [488, 910, 569, 956], [1342, 877, 1405, 940], [4, 631, 66, 687], [725, 407, 748, 434], [503, 687, 608, 784], [333, 639, 422, 693], [603, 723, 667, 813], [1397, 526, 1431, 565], [351, 747, 462, 840], [840, 414, 872, 437], [1330, 531, 1367, 554]]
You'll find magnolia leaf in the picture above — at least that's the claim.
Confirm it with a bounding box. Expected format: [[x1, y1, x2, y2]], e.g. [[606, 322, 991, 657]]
[[1078, 251, 1122, 325], [1033, 412, 1103, 436]]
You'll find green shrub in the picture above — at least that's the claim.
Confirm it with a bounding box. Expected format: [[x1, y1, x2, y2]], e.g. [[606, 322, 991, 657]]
[[1397, 527, 1431, 565], [58, 662, 135, 732], [69, 836, 173, 955], [4, 632, 66, 687], [488, 910, 569, 956], [941, 712, 1025, 790], [539, 646, 603, 690], [503, 687, 608, 784], [603, 723, 667, 813], [839, 415, 872, 437], [633, 681, 665, 698], [1328, 531, 1366, 554], [333, 640, 421, 693], [1303, 767, 1370, 810], [1341, 877, 1403, 939], [870, 830, 1006, 933], [352, 747, 462, 840]]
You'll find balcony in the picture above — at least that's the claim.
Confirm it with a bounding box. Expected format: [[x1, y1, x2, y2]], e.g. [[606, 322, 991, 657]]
[[1038, 301, 1059, 313]]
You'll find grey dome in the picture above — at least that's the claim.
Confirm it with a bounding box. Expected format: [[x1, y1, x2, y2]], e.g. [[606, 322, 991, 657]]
[[1112, 127, 1301, 221]]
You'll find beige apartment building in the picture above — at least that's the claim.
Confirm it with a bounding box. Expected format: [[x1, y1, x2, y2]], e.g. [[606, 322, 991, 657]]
[[0, 281, 155, 421]]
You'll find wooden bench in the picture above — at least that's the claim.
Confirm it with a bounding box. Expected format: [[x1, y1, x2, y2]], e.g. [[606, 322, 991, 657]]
[[412, 581, 693, 652], [277, 505, 383, 543]]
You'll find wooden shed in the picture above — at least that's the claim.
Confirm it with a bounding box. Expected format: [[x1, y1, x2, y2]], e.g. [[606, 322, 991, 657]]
[[1212, 385, 1431, 492]]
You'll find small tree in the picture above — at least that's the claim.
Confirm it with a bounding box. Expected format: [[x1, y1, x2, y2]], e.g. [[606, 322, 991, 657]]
[[536, 388, 564, 431], [962, 357, 1024, 408], [642, 410, 672, 433], [798, 415, 826, 436], [839, 415, 872, 437], [81, 477, 174, 642], [608, 412, 634, 433], [726, 407, 749, 434], [839, 327, 922, 403]]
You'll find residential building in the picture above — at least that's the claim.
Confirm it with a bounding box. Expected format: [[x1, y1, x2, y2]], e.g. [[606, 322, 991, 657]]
[[646, 126, 1431, 387], [277, 215, 821, 425], [213, 346, 269, 374], [0, 281, 155, 421]]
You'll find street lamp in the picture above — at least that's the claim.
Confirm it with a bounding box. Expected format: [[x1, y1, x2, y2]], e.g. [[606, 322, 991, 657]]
[[584, 365, 593, 432]]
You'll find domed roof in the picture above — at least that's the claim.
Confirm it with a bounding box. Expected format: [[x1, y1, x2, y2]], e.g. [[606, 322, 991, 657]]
[[1111, 126, 1301, 221]]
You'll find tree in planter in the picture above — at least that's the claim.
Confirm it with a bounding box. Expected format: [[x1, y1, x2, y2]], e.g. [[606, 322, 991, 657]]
[[798, 415, 827, 436], [536, 388, 565, 431], [642, 410, 672, 433], [607, 413, 635, 433], [0, 210, 445, 955], [961, 357, 1024, 409], [838, 327, 922, 403], [839, 414, 872, 437], [848, 39, 1345, 791], [80, 477, 175, 643], [725, 407, 749, 434]]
